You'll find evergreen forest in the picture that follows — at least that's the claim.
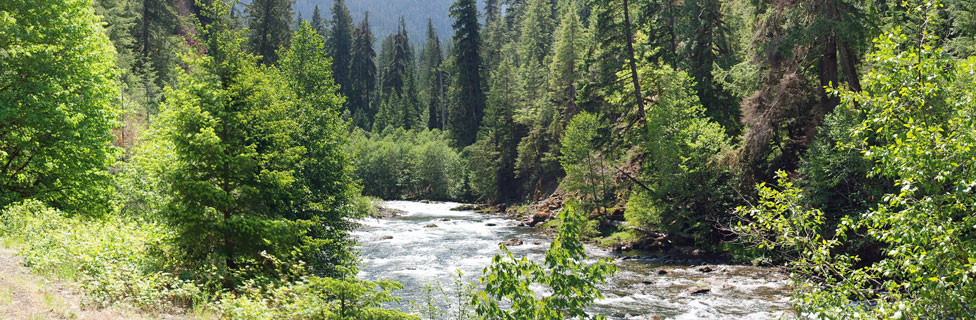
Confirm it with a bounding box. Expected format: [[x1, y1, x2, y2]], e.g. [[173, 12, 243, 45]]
[[2, 0, 976, 318]]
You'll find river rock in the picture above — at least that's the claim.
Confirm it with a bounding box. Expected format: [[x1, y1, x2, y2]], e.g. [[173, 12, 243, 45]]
[[485, 223, 497, 226], [425, 223, 438, 228], [375, 207, 406, 218], [698, 266, 714, 273], [451, 204, 482, 211], [439, 218, 451, 221], [686, 286, 711, 295], [380, 235, 393, 240], [657, 269, 668, 275], [500, 238, 523, 246]]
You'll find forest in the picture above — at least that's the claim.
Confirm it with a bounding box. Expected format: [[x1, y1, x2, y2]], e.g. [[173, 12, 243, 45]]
[[1, 0, 976, 318]]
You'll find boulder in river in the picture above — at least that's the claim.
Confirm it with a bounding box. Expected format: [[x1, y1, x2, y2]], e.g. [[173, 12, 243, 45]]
[[657, 269, 668, 275], [439, 218, 451, 221], [698, 266, 714, 273], [380, 235, 393, 240], [485, 223, 497, 226], [500, 238, 523, 246], [686, 286, 711, 295], [425, 223, 438, 228]]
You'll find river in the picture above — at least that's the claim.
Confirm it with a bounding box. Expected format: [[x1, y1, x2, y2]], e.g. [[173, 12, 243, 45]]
[[352, 201, 793, 319]]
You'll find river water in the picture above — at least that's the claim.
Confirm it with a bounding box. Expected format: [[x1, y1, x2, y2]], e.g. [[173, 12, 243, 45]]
[[353, 201, 793, 319]]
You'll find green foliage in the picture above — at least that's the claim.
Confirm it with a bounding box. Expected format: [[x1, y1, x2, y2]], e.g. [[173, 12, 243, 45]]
[[612, 65, 736, 245], [349, 128, 466, 200], [559, 112, 613, 212], [348, 14, 378, 130], [145, 8, 358, 284], [447, 0, 486, 146], [328, 0, 354, 100], [217, 276, 417, 320], [737, 9, 976, 316], [0, 200, 200, 311], [0, 0, 122, 216], [473, 201, 617, 320], [246, 0, 294, 64]]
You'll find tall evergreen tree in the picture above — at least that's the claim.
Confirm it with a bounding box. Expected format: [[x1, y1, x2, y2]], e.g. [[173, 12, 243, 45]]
[[420, 19, 446, 129], [348, 13, 377, 130], [681, 0, 738, 132], [133, 0, 179, 117], [310, 5, 326, 37], [329, 0, 354, 100], [448, 0, 487, 146], [95, 0, 145, 149], [246, 0, 294, 64]]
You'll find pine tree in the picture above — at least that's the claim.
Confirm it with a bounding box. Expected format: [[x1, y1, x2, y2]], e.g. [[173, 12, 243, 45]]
[[310, 4, 326, 38], [329, 0, 354, 100], [448, 0, 487, 146], [246, 0, 294, 64], [420, 19, 446, 129], [549, 0, 584, 112], [133, 0, 179, 117], [349, 13, 378, 130], [681, 0, 738, 131], [95, 0, 145, 150]]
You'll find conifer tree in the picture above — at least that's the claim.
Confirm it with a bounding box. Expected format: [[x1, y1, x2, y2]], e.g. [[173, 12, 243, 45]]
[[246, 0, 294, 64], [329, 0, 354, 100], [420, 19, 446, 129], [349, 13, 377, 129], [133, 0, 179, 117], [448, 0, 487, 146], [681, 0, 738, 131], [310, 4, 326, 38]]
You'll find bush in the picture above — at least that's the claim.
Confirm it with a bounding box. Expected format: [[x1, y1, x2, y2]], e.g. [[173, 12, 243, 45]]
[[610, 65, 737, 246], [0, 200, 200, 311], [349, 127, 466, 200], [215, 277, 417, 320]]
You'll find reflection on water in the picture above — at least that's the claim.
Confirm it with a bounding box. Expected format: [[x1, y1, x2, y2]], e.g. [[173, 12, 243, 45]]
[[353, 201, 792, 319]]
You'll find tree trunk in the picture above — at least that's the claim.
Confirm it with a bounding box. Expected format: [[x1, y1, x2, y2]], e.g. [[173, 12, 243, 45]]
[[621, 0, 646, 121]]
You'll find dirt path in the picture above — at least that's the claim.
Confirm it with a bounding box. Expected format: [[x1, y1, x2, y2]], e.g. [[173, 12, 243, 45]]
[[0, 246, 145, 320]]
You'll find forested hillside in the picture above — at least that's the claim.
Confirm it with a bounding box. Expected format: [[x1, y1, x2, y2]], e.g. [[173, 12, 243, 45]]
[[293, 0, 484, 46], [2, 0, 976, 318]]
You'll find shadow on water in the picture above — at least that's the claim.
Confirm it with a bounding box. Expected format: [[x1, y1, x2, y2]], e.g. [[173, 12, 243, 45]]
[[353, 201, 793, 319]]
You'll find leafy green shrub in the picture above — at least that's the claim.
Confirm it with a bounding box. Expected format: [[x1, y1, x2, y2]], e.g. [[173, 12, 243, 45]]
[[610, 65, 737, 245], [560, 112, 614, 212], [737, 12, 976, 317], [216, 276, 417, 320], [349, 127, 466, 200], [0, 200, 200, 311], [473, 201, 617, 319]]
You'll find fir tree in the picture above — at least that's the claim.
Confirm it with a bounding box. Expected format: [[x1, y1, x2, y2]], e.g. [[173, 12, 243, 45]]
[[349, 13, 377, 129], [448, 0, 487, 146], [246, 0, 295, 64], [310, 5, 326, 37], [420, 19, 446, 129], [329, 0, 354, 100]]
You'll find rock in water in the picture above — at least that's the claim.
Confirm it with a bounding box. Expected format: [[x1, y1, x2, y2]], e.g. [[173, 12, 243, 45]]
[[425, 224, 438, 228], [380, 235, 393, 240], [500, 238, 523, 246], [687, 287, 711, 295], [698, 266, 713, 273]]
